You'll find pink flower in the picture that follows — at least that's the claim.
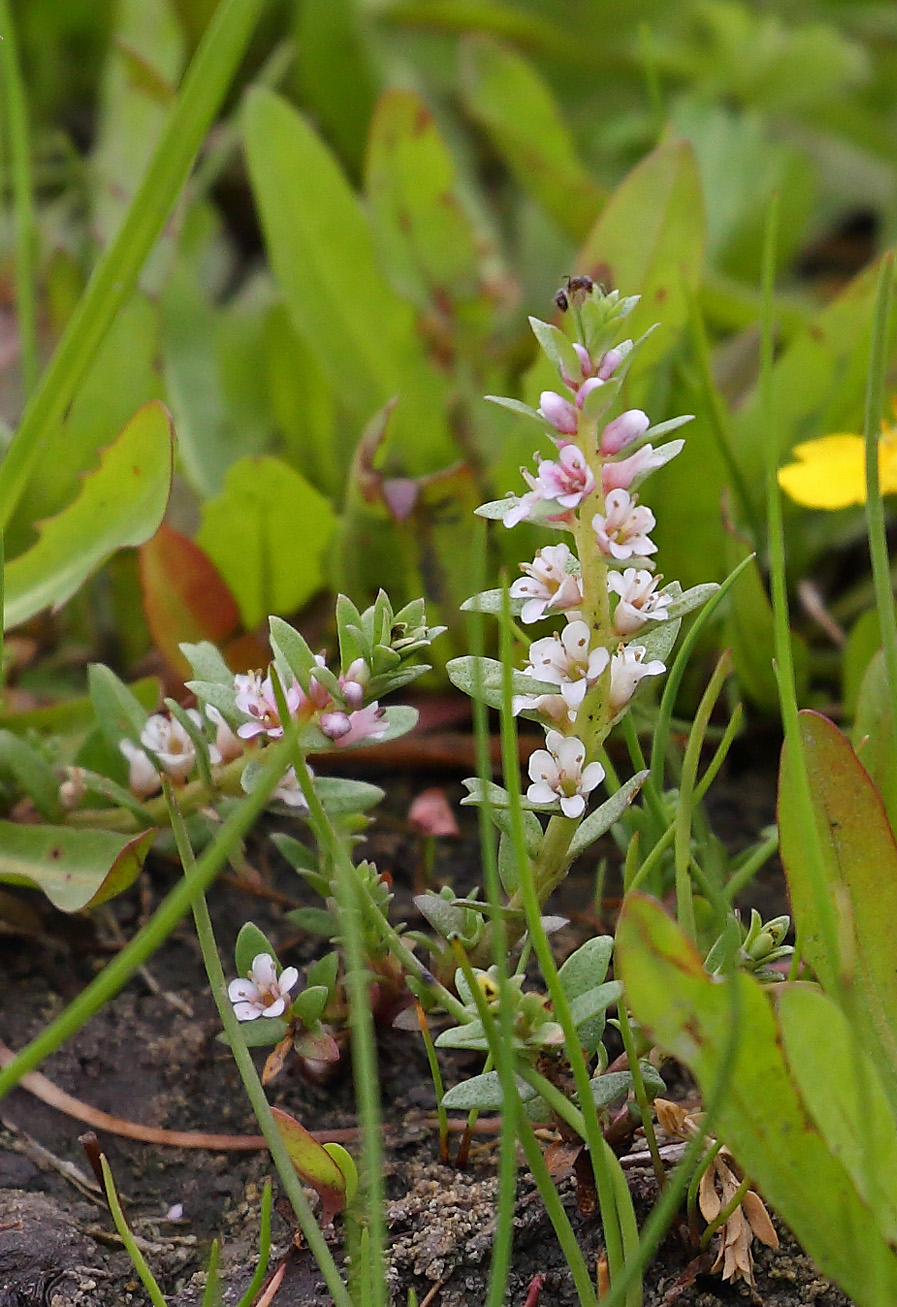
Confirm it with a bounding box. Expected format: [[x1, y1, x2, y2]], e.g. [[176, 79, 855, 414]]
[[526, 730, 605, 818], [592, 490, 657, 560], [608, 569, 671, 635], [602, 444, 667, 493], [339, 658, 369, 710], [234, 670, 307, 740], [600, 409, 650, 455], [510, 543, 584, 624], [330, 703, 387, 749], [504, 446, 595, 528], [539, 391, 579, 435], [205, 706, 244, 763], [228, 953, 299, 1022], [609, 645, 666, 711]]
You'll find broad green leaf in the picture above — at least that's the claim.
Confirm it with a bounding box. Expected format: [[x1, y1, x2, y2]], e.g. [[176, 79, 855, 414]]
[[617, 894, 897, 1305], [578, 140, 704, 374], [294, 0, 378, 175], [461, 36, 603, 242], [264, 302, 340, 499], [161, 254, 271, 498], [92, 0, 186, 287], [139, 524, 241, 677], [852, 649, 897, 835], [779, 711, 897, 1113], [243, 88, 455, 475], [779, 985, 897, 1246], [4, 400, 174, 631], [292, 986, 328, 1028], [270, 1106, 346, 1224], [366, 89, 483, 317], [0, 824, 154, 912], [11, 294, 163, 551], [196, 455, 337, 630], [314, 777, 385, 815]]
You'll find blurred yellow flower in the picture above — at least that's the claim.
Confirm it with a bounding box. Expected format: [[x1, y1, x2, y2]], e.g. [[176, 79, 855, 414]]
[[778, 406, 897, 509]]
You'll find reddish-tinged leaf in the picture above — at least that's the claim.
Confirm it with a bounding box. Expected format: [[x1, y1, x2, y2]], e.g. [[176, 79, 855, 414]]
[[779, 710, 897, 1112], [0, 824, 155, 912], [270, 1105, 346, 1223], [139, 523, 240, 676]]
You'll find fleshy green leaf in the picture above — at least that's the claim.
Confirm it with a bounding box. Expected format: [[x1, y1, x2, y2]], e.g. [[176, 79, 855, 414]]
[[567, 771, 648, 859], [441, 1071, 537, 1111], [447, 656, 559, 707], [4, 401, 174, 630], [0, 731, 62, 822], [234, 921, 279, 979], [0, 824, 154, 911]]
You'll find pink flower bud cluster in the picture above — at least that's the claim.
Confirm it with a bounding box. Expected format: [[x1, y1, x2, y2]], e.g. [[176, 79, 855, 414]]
[[117, 653, 385, 804]]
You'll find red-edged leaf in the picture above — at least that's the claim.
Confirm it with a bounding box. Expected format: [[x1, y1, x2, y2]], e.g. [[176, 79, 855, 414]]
[[139, 523, 240, 675], [270, 1105, 347, 1224]]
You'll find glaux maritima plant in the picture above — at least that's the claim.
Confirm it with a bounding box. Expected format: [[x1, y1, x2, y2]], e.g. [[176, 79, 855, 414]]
[[449, 278, 716, 913]]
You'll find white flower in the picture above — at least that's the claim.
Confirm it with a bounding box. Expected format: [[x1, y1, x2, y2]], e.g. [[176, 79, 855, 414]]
[[522, 621, 610, 709], [205, 705, 243, 763], [592, 489, 657, 561], [526, 730, 605, 818], [608, 569, 672, 635], [609, 645, 666, 712], [119, 711, 201, 797], [510, 543, 584, 624], [228, 953, 299, 1022], [272, 767, 310, 810]]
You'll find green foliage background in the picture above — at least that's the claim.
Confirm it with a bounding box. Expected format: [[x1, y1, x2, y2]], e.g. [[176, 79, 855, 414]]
[[5, 0, 897, 699]]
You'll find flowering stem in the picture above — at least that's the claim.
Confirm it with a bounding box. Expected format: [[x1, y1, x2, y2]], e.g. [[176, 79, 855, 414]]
[[164, 781, 352, 1307], [0, 741, 291, 1099]]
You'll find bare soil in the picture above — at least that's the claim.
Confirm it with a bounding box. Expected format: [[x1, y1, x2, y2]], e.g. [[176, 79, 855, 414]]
[[0, 753, 854, 1307]]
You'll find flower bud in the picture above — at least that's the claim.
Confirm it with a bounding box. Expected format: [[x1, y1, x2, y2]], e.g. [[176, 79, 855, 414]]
[[600, 409, 650, 455], [539, 391, 579, 435]]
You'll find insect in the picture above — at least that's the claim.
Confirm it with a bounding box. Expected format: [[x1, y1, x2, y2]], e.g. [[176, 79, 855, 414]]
[[554, 274, 594, 313]]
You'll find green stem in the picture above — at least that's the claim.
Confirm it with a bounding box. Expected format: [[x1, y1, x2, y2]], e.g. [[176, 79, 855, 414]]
[[291, 754, 385, 1306], [862, 254, 897, 772], [0, 741, 290, 1099], [100, 1156, 168, 1307], [615, 1004, 666, 1193], [165, 783, 351, 1307], [497, 593, 636, 1305], [0, 0, 267, 529]]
